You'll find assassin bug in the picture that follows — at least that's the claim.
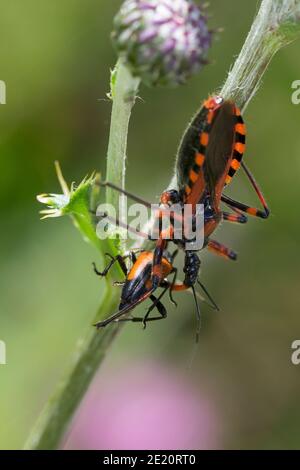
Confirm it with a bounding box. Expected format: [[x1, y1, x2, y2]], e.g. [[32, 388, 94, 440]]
[[134, 95, 269, 316], [94, 96, 269, 333], [93, 250, 177, 327], [93, 248, 218, 334]]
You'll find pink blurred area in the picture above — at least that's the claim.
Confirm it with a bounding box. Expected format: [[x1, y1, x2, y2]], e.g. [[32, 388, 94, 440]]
[[64, 361, 222, 450]]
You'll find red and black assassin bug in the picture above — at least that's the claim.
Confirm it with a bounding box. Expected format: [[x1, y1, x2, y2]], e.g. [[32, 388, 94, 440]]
[[93, 249, 177, 327], [94, 96, 269, 334], [93, 248, 218, 330]]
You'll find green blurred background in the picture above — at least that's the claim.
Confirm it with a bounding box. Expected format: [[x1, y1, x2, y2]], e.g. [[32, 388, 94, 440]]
[[1, 0, 300, 450]]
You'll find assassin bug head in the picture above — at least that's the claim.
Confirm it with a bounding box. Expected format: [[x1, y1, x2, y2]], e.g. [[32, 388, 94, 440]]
[[160, 190, 181, 206], [203, 95, 224, 111]]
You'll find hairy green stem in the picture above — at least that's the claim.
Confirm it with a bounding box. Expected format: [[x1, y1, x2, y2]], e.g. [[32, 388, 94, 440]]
[[106, 62, 140, 210], [220, 0, 300, 109], [24, 60, 140, 450], [25, 0, 300, 451]]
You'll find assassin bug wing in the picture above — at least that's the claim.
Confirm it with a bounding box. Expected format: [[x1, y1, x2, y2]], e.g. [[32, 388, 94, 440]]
[[204, 100, 246, 206], [94, 288, 157, 328], [204, 101, 236, 195], [175, 96, 223, 207], [175, 97, 246, 208], [176, 104, 209, 195]]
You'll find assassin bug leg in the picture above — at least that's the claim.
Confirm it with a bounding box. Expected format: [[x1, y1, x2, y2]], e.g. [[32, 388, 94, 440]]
[[159, 279, 176, 304], [166, 249, 179, 307], [116, 295, 167, 325], [97, 181, 152, 208], [242, 161, 270, 217], [160, 269, 178, 307], [222, 211, 248, 224], [143, 294, 168, 327], [93, 253, 128, 277], [151, 236, 169, 290], [129, 251, 137, 264], [92, 262, 106, 277], [93, 249, 146, 284], [207, 239, 237, 261], [222, 199, 248, 223], [222, 194, 269, 219], [221, 162, 270, 219], [141, 281, 173, 327], [170, 249, 179, 263]]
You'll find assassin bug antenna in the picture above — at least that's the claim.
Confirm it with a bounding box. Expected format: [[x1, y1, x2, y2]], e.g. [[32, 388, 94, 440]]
[[97, 181, 152, 208], [197, 278, 219, 312], [191, 285, 201, 344]]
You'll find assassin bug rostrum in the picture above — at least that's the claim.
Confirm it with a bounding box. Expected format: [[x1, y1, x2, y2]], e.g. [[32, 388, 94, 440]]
[[93, 96, 270, 335]]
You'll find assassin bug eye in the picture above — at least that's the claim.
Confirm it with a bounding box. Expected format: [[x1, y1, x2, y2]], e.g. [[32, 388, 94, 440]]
[[214, 96, 223, 105], [204, 95, 223, 110]]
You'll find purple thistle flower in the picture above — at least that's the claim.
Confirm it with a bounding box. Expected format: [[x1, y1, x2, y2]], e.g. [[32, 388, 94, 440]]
[[112, 0, 212, 87]]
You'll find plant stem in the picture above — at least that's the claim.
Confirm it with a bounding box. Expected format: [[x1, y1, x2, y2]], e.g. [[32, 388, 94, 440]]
[[106, 61, 140, 211], [220, 0, 300, 110], [24, 60, 140, 450], [24, 288, 119, 450]]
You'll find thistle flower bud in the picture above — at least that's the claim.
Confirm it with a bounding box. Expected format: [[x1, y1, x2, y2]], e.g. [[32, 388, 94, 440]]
[[112, 0, 212, 87]]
